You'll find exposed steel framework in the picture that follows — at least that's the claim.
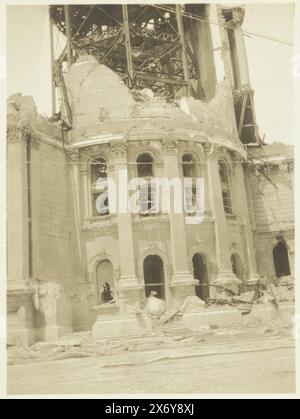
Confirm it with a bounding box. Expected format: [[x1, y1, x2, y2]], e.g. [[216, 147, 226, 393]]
[[49, 3, 260, 144], [50, 4, 199, 102]]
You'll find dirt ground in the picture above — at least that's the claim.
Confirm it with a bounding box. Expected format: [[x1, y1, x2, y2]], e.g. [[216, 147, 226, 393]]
[[7, 323, 296, 396]]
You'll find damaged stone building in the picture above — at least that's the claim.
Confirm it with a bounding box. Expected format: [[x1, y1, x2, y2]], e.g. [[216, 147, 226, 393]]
[[7, 4, 294, 345]]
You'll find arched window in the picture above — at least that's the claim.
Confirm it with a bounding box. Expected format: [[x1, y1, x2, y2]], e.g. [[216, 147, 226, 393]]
[[218, 160, 233, 214], [273, 240, 291, 278], [137, 153, 156, 216], [231, 254, 245, 292], [182, 154, 199, 215], [137, 153, 154, 178], [91, 158, 109, 217], [182, 154, 197, 178]]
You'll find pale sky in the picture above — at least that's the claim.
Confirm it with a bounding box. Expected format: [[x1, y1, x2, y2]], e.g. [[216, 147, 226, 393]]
[[7, 3, 295, 144]]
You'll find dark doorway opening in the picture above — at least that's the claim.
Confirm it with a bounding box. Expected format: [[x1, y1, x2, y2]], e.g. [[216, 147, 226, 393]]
[[143, 255, 165, 299], [273, 240, 291, 278], [193, 254, 209, 302], [96, 260, 114, 304]]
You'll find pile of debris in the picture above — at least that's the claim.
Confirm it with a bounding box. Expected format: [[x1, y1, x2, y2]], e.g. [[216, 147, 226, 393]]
[[139, 280, 295, 327]]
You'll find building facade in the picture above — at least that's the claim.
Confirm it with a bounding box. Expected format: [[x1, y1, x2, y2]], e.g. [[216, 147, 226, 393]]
[[7, 4, 294, 345]]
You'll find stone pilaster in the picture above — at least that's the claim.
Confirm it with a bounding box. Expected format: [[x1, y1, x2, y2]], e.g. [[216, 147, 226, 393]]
[[66, 150, 85, 281], [111, 142, 141, 303], [204, 144, 241, 294], [162, 135, 196, 304], [81, 162, 90, 221], [7, 128, 30, 290]]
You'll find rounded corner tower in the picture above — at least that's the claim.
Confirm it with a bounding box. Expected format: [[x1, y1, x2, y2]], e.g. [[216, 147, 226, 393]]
[[47, 3, 261, 336]]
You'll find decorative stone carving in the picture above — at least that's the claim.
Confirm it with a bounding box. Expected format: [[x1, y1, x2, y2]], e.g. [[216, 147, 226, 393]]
[[111, 142, 128, 159], [161, 139, 178, 156], [202, 143, 221, 159]]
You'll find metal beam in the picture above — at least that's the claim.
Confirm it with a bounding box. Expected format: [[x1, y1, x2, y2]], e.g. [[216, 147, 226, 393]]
[[72, 5, 95, 40], [49, 14, 56, 115], [122, 5, 134, 86], [64, 5, 73, 70], [175, 5, 191, 96]]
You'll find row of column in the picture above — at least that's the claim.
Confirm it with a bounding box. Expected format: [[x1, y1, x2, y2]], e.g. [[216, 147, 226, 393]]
[[78, 140, 260, 298]]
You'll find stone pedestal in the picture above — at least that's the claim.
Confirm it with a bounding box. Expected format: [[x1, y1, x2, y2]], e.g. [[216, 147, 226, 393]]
[[91, 304, 146, 339], [35, 282, 73, 342], [7, 289, 36, 347]]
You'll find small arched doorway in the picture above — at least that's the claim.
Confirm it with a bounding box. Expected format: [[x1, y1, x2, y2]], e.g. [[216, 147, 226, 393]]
[[231, 254, 245, 293], [273, 240, 291, 278], [96, 260, 114, 304], [143, 255, 165, 299], [231, 254, 244, 282], [193, 254, 209, 302]]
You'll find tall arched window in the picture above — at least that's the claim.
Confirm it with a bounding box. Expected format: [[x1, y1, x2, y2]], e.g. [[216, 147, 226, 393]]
[[218, 160, 233, 214], [137, 153, 156, 216], [182, 154, 197, 178], [137, 153, 154, 178], [91, 157, 109, 217], [273, 240, 291, 278], [182, 154, 199, 215]]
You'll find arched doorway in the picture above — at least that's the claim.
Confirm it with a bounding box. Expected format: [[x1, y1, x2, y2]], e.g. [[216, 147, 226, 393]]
[[273, 240, 291, 278], [96, 260, 114, 304], [231, 254, 245, 293], [143, 255, 165, 299], [231, 254, 244, 281], [193, 254, 209, 302]]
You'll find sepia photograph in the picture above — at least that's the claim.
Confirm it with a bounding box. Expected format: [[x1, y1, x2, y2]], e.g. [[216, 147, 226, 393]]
[[1, 0, 299, 400]]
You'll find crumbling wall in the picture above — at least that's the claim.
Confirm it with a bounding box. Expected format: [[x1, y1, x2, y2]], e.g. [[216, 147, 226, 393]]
[[7, 94, 76, 343], [247, 144, 294, 279], [64, 56, 242, 151]]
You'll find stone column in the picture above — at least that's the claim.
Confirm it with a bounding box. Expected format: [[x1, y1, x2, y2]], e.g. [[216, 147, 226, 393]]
[[205, 144, 241, 294], [110, 142, 141, 303], [233, 154, 260, 286], [162, 138, 196, 304]]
